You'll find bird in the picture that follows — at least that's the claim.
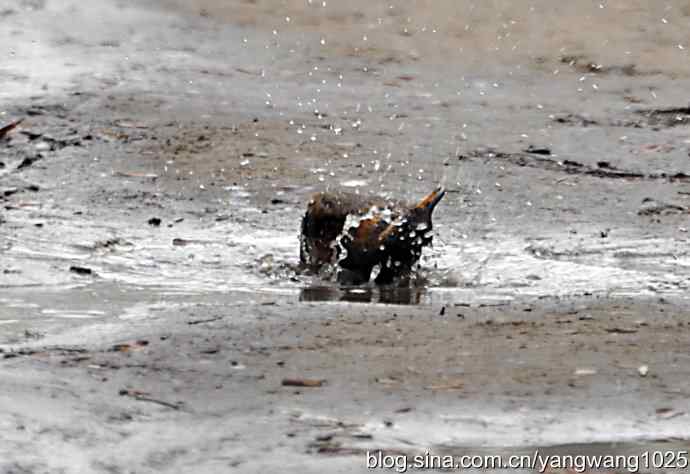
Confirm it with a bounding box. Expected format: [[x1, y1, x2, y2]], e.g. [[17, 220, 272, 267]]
[[300, 186, 445, 285]]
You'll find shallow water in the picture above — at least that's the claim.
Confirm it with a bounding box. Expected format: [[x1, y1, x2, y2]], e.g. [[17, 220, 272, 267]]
[[2, 191, 687, 323]]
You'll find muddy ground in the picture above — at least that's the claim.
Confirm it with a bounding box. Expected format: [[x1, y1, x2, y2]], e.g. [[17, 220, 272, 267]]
[[1, 0, 689, 472]]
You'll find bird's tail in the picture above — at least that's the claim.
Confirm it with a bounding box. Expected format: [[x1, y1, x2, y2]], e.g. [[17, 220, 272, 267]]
[[415, 186, 446, 212]]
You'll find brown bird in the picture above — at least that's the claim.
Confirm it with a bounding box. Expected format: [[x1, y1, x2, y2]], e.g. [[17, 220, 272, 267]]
[[300, 186, 445, 284]]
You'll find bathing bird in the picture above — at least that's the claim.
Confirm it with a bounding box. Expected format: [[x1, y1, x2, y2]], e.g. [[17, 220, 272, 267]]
[[300, 186, 445, 284]]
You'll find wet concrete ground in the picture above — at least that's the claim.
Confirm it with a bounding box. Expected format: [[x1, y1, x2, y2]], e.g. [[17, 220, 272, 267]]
[[1, 0, 689, 472]]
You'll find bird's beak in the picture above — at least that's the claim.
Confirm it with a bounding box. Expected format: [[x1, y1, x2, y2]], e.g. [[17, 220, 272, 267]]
[[416, 186, 446, 212]]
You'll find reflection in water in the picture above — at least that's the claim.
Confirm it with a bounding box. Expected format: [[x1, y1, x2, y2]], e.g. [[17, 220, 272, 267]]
[[300, 285, 425, 305]]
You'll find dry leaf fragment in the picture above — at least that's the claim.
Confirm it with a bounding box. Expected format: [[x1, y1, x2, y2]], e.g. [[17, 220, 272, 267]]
[[0, 119, 23, 139], [282, 378, 325, 387]]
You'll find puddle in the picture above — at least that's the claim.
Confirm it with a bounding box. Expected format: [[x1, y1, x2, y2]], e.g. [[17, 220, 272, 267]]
[[1, 201, 688, 315]]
